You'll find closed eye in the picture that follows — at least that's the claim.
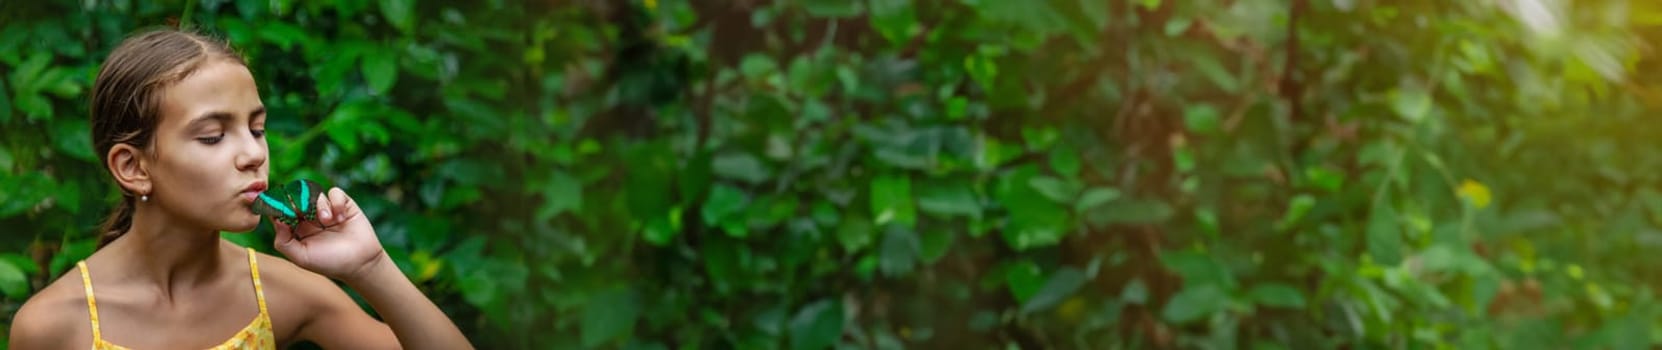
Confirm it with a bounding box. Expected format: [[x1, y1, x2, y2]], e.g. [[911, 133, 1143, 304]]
[[198, 133, 225, 145]]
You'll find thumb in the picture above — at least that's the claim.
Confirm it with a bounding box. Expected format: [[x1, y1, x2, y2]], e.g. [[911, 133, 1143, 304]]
[[273, 220, 299, 250]]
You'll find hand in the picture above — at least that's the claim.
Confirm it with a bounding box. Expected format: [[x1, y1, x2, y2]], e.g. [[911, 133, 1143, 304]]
[[273, 187, 388, 283]]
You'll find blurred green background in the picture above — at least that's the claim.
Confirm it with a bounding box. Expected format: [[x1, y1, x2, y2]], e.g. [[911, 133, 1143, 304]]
[[5, 0, 1662, 348]]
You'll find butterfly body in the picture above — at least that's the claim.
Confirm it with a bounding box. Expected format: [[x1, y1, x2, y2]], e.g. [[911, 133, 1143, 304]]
[[249, 179, 327, 227]]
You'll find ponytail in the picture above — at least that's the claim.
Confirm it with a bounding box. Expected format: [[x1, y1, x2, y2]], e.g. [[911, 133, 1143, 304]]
[[95, 195, 136, 248]]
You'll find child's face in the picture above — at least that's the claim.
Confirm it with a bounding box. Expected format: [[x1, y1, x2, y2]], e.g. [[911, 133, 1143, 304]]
[[148, 59, 269, 233]]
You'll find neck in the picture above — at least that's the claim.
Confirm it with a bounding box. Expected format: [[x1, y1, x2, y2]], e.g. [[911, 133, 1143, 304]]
[[106, 203, 231, 294]]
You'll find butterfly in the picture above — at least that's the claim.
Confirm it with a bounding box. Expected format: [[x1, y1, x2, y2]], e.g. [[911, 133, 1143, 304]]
[[248, 179, 331, 228]]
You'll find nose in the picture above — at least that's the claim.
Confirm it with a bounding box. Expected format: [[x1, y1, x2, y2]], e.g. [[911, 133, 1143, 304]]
[[236, 128, 267, 172]]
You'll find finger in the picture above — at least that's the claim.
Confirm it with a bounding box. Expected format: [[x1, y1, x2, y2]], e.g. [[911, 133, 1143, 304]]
[[317, 192, 332, 224], [328, 187, 355, 220], [273, 220, 297, 247]]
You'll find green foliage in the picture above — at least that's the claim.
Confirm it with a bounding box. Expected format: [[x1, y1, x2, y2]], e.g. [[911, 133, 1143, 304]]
[[6, 0, 1662, 348]]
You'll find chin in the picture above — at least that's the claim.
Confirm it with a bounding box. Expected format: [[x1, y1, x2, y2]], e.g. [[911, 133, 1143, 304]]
[[225, 223, 260, 233], [225, 214, 262, 232]]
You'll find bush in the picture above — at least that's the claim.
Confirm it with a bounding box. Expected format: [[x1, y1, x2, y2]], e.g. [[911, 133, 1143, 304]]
[[5, 0, 1662, 348]]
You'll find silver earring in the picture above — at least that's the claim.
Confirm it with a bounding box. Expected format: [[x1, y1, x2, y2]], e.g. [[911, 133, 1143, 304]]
[[140, 194, 148, 202]]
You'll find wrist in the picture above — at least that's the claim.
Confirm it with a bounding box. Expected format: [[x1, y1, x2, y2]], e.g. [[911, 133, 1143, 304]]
[[341, 250, 395, 287]]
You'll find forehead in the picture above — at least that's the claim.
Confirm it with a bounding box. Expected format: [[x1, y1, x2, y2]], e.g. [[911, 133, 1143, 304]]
[[157, 60, 262, 129]]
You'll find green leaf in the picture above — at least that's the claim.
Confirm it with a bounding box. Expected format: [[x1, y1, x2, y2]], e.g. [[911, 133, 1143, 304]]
[[1253, 341, 1290, 350], [0, 146, 13, 171], [1190, 54, 1240, 93], [998, 167, 1070, 250], [0, 253, 37, 278], [582, 286, 641, 348], [1075, 187, 1121, 212], [918, 229, 954, 263], [36, 68, 80, 98], [362, 47, 399, 95], [0, 258, 27, 299], [0, 80, 12, 122], [537, 171, 582, 221], [458, 263, 495, 306], [325, 105, 364, 153], [1184, 104, 1222, 134], [1248, 283, 1307, 308], [741, 53, 777, 80], [837, 214, 875, 252], [868, 0, 917, 45], [1049, 143, 1082, 177], [964, 53, 998, 92], [917, 180, 980, 217], [1121, 278, 1150, 304], [1086, 197, 1173, 226], [1005, 260, 1043, 303], [1160, 251, 1234, 289], [1138, 0, 1162, 11], [1173, 147, 1197, 175], [1020, 267, 1088, 314], [789, 299, 845, 350], [943, 96, 968, 120], [379, 0, 416, 34], [1304, 166, 1345, 192], [448, 239, 496, 306], [54, 177, 81, 214], [1027, 176, 1078, 203], [8, 52, 50, 90], [879, 226, 919, 277], [713, 151, 772, 184], [1162, 284, 1230, 324], [702, 237, 743, 294], [52, 118, 95, 163], [1165, 16, 1193, 36], [802, 0, 863, 18], [1367, 202, 1403, 265], [642, 214, 677, 246], [1196, 207, 1220, 238], [255, 22, 311, 50], [854, 254, 878, 281], [16, 91, 50, 120], [270, 0, 297, 16], [811, 201, 840, 227], [972, 0, 1065, 35], [1390, 85, 1432, 123], [1275, 194, 1316, 230], [703, 185, 751, 237], [48, 238, 94, 280], [869, 175, 916, 228]]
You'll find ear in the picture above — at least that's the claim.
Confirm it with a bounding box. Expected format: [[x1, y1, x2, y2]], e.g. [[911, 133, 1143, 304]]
[[107, 143, 152, 197]]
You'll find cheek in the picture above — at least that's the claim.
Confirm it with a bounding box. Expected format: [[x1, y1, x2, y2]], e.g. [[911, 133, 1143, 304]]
[[154, 146, 231, 198]]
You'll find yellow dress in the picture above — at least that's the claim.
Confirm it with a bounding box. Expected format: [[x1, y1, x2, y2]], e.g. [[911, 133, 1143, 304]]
[[77, 247, 278, 350]]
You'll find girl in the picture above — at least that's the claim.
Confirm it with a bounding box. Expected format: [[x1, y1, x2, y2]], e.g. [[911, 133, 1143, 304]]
[[8, 28, 473, 349]]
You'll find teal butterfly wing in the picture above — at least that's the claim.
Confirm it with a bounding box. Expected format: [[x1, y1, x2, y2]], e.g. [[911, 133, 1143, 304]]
[[289, 179, 326, 223], [249, 182, 300, 226], [249, 179, 330, 227]]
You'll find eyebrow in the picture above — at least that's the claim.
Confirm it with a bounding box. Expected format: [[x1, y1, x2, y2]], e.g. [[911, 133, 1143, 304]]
[[186, 106, 267, 129]]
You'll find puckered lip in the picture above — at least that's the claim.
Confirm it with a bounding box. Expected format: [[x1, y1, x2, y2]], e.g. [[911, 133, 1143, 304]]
[[241, 180, 268, 204]]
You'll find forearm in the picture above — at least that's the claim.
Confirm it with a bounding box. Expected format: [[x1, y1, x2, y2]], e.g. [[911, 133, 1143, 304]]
[[344, 253, 474, 350]]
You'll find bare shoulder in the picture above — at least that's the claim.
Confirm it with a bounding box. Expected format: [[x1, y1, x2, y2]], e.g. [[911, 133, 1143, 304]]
[[246, 250, 399, 348], [248, 251, 356, 316], [251, 250, 349, 308], [251, 250, 337, 287], [10, 267, 95, 349]]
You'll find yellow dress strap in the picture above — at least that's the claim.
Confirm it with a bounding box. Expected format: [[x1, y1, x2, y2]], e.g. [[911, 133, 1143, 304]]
[[76, 261, 103, 344], [246, 247, 268, 317]]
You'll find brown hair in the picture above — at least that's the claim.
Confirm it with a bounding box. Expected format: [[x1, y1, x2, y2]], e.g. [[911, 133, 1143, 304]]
[[90, 28, 245, 248]]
